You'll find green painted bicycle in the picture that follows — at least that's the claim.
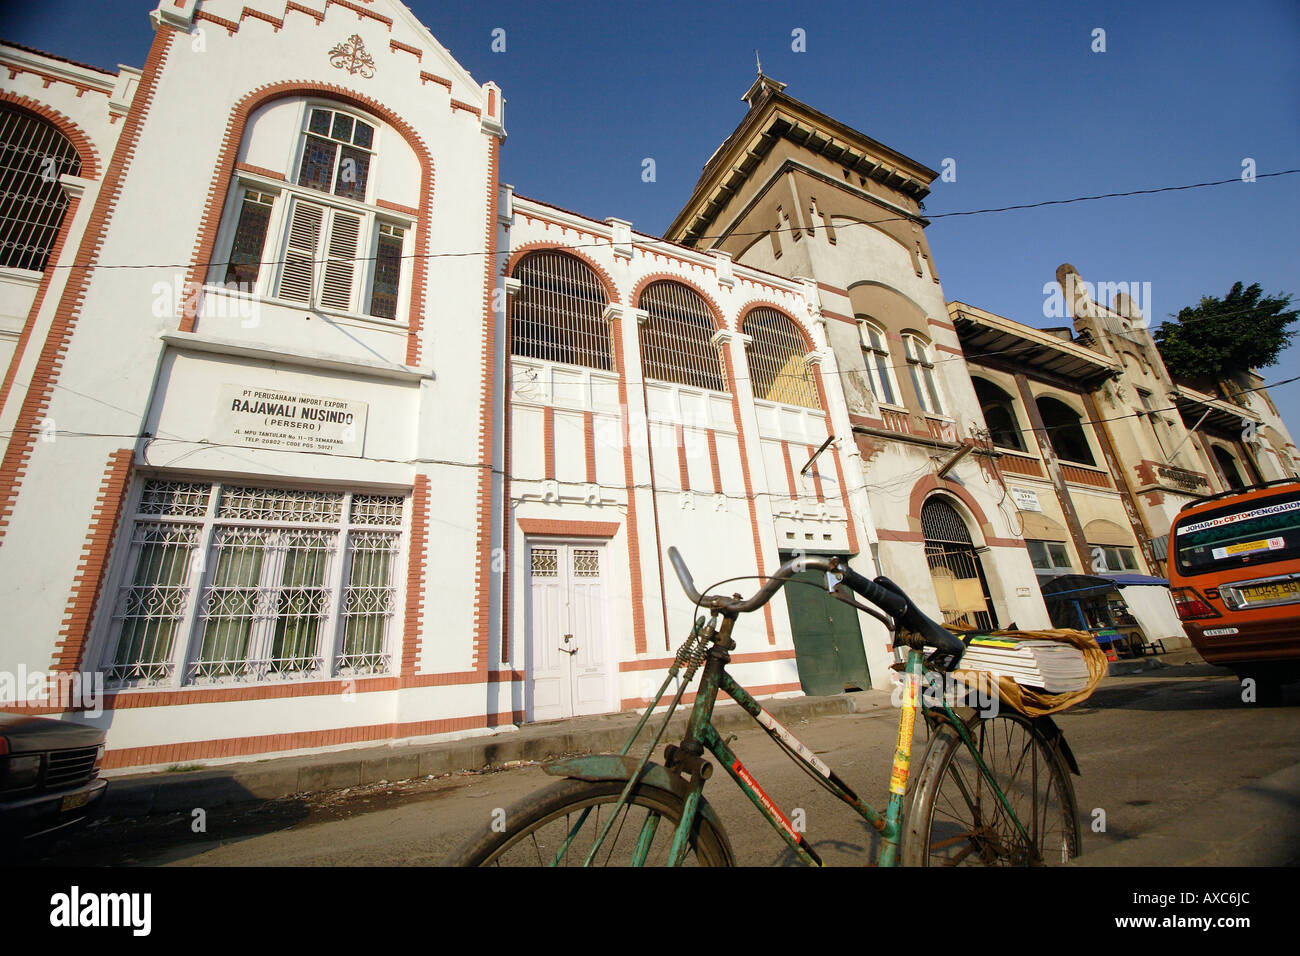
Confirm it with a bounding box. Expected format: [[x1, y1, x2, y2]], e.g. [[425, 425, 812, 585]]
[[448, 548, 1082, 866]]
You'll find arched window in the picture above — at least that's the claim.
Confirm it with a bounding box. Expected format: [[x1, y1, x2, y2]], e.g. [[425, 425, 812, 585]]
[[903, 333, 944, 415], [972, 378, 1025, 451], [921, 497, 996, 630], [1036, 396, 1096, 466], [510, 251, 612, 370], [217, 101, 411, 320], [0, 105, 83, 271], [1212, 445, 1246, 491], [638, 281, 725, 392], [857, 318, 899, 406], [742, 307, 820, 409]]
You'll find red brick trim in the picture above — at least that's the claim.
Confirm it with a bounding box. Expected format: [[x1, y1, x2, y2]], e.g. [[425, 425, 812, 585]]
[[505, 242, 622, 307], [781, 440, 798, 499], [621, 682, 800, 710], [280, 1, 322, 23], [0, 28, 176, 542], [389, 39, 421, 60], [610, 316, 648, 654], [908, 477, 1000, 544], [676, 425, 690, 490], [195, 10, 240, 35], [542, 404, 555, 480], [517, 519, 620, 538], [419, 71, 453, 91], [0, 92, 101, 178], [241, 6, 285, 30], [876, 529, 925, 542], [707, 429, 722, 493], [234, 161, 285, 180], [829, 445, 859, 553], [450, 99, 482, 119], [619, 649, 795, 671], [721, 347, 775, 643], [501, 349, 513, 664], [329, 0, 392, 28], [807, 444, 825, 501], [985, 536, 1029, 549], [102, 710, 522, 770], [175, 81, 435, 367], [402, 475, 429, 677], [376, 198, 419, 216], [469, 135, 502, 674], [583, 411, 596, 483], [929, 319, 957, 332], [820, 308, 858, 325], [934, 343, 964, 357], [630, 273, 726, 330], [817, 280, 849, 297], [50, 448, 134, 674]]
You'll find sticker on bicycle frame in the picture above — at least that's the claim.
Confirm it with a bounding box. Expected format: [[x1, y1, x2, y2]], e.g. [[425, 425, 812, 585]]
[[755, 708, 833, 779], [732, 758, 801, 843], [890, 680, 917, 795]]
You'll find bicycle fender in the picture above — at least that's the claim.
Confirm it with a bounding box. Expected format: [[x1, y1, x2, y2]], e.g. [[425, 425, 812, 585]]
[[1030, 715, 1081, 776], [543, 754, 736, 855]]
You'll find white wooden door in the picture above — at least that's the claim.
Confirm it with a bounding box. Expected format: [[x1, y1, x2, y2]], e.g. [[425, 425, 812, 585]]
[[525, 541, 612, 722]]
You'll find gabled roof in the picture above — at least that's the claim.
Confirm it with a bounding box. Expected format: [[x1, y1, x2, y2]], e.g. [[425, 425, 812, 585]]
[[666, 79, 936, 247]]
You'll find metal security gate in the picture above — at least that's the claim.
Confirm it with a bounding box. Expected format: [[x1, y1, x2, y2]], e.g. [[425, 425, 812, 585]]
[[921, 498, 997, 631], [781, 556, 871, 696]]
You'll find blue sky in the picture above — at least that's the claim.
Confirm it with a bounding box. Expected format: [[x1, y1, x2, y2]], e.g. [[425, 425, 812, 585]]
[[5, 0, 1299, 429]]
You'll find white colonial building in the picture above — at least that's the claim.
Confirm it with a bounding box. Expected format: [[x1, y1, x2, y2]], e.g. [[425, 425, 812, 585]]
[[0, 0, 888, 770]]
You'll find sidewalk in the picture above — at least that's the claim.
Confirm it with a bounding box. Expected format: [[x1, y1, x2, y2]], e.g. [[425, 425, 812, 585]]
[[98, 688, 895, 817]]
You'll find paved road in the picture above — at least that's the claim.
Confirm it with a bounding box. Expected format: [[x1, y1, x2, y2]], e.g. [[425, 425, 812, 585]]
[[40, 664, 1300, 866]]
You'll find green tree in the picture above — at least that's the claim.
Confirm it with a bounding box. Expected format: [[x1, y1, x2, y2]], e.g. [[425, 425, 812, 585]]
[[1154, 282, 1297, 380]]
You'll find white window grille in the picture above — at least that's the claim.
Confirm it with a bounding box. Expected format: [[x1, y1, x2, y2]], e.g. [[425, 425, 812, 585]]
[[903, 333, 945, 415], [638, 281, 726, 392], [530, 547, 558, 576], [742, 308, 820, 409], [216, 101, 409, 320], [572, 549, 600, 576], [857, 320, 900, 407], [0, 105, 83, 271], [103, 480, 406, 687], [511, 251, 612, 370]]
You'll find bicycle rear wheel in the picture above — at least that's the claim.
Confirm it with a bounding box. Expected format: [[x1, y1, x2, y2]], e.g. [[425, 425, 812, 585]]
[[445, 777, 735, 866], [902, 710, 1080, 866]]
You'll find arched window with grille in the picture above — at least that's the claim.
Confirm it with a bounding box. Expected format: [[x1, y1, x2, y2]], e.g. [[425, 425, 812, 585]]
[[742, 307, 820, 409], [1036, 396, 1096, 466], [972, 378, 1026, 451], [638, 280, 725, 392], [511, 251, 612, 370], [0, 105, 83, 271], [921, 496, 996, 630]]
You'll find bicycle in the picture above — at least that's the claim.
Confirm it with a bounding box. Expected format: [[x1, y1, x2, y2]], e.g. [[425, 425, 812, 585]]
[[447, 548, 1082, 866]]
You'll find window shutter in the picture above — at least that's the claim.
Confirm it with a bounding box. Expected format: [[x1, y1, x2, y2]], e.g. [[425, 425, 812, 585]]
[[278, 200, 323, 305], [320, 211, 361, 312]]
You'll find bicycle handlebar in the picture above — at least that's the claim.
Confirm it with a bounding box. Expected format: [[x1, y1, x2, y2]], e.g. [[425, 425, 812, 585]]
[[666, 546, 966, 671]]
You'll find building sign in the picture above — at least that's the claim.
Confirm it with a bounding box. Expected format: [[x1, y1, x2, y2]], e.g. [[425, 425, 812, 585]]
[[213, 384, 368, 457], [1010, 486, 1042, 512]]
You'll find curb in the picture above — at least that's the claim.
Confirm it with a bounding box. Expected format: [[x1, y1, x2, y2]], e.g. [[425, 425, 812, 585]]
[[99, 689, 895, 817]]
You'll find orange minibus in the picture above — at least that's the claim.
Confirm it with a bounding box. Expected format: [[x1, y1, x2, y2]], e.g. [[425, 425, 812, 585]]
[[1168, 478, 1300, 702]]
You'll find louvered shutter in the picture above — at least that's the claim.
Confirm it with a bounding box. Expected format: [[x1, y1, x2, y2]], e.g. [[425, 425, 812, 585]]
[[278, 200, 323, 305], [320, 211, 361, 312]]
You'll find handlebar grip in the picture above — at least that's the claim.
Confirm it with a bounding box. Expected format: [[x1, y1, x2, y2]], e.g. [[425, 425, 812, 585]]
[[841, 569, 966, 671]]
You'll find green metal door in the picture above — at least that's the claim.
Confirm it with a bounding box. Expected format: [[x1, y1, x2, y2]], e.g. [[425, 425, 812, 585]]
[[781, 561, 871, 696]]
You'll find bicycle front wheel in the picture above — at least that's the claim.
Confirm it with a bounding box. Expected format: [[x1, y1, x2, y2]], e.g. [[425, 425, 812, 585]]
[[902, 710, 1080, 866], [445, 777, 735, 866]]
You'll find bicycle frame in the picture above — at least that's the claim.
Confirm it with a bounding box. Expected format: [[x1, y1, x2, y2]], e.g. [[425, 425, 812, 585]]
[[587, 611, 1036, 867]]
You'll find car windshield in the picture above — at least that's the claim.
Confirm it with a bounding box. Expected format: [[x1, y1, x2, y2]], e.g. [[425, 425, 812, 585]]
[[1173, 488, 1300, 576]]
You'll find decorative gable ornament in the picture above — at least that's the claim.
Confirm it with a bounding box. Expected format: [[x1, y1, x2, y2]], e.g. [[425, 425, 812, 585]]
[[329, 35, 376, 78]]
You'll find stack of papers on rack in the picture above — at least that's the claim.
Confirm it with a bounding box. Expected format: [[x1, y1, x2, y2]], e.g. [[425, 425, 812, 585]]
[[958, 637, 1091, 693]]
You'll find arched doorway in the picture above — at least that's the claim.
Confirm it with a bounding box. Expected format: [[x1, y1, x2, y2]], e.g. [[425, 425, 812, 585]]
[[921, 497, 998, 630]]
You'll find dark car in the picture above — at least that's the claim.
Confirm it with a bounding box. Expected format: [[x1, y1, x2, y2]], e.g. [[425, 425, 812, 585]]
[[0, 713, 108, 856]]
